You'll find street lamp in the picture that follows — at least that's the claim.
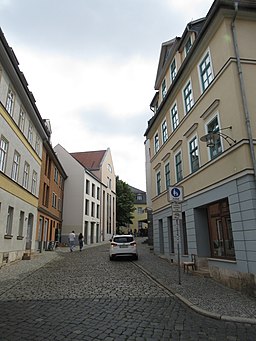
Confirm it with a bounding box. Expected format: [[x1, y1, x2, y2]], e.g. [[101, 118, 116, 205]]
[[200, 126, 236, 147]]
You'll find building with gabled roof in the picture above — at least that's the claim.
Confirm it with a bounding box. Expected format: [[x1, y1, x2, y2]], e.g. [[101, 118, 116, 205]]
[[54, 145, 116, 244], [144, 0, 256, 295]]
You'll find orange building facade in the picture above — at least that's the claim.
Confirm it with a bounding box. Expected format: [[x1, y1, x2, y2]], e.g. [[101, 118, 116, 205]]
[[36, 138, 67, 251]]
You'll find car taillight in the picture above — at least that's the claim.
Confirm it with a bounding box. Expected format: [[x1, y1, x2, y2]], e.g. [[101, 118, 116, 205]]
[[111, 242, 118, 247], [130, 242, 136, 246]]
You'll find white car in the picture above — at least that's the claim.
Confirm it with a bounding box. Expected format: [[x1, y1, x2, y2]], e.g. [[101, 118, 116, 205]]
[[109, 234, 138, 261]]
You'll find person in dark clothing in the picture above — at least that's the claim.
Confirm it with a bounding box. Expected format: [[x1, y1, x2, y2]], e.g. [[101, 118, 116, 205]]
[[78, 233, 84, 251]]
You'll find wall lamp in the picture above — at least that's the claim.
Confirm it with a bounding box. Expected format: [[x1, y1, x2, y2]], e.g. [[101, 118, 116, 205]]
[[200, 126, 236, 147]]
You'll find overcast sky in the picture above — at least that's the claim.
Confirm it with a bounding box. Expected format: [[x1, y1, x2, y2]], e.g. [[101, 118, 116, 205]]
[[0, 0, 213, 191]]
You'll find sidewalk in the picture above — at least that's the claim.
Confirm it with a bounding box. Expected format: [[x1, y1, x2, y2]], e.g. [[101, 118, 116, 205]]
[[0, 240, 255, 325], [136, 239, 256, 324]]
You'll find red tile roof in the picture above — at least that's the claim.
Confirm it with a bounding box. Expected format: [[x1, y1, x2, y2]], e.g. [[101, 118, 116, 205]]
[[71, 150, 106, 170]]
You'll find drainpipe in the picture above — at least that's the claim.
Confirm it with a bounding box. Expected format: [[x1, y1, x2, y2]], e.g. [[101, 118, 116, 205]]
[[231, 2, 252, 274], [231, 2, 256, 181]]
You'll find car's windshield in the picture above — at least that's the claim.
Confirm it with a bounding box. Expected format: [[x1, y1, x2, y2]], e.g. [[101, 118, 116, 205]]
[[113, 236, 134, 243]]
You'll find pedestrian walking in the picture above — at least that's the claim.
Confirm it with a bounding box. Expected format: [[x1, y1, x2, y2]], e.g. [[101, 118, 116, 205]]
[[78, 233, 84, 251], [68, 231, 76, 252]]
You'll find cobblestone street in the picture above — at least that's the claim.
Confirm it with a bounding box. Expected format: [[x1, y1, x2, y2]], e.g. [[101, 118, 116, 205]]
[[0, 241, 256, 340]]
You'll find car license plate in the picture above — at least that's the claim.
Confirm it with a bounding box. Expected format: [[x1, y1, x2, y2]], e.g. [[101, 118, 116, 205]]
[[120, 245, 128, 248]]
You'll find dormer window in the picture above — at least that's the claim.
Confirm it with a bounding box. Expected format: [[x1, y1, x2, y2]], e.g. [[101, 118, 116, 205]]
[[161, 79, 167, 99], [185, 37, 192, 56]]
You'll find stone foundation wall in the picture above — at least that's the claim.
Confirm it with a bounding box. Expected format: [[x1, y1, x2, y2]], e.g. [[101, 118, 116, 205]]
[[209, 265, 256, 297]]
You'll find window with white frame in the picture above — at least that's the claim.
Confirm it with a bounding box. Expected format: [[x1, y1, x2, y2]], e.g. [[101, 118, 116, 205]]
[[52, 192, 57, 208], [165, 162, 171, 189], [199, 51, 213, 92], [185, 36, 192, 56], [137, 194, 142, 201], [91, 202, 95, 217], [85, 199, 89, 215], [162, 120, 168, 143], [11, 151, 20, 181], [31, 170, 37, 195], [18, 108, 26, 132], [6, 88, 14, 116], [156, 171, 161, 195], [92, 183, 95, 197], [54, 167, 58, 183], [22, 162, 30, 189], [6, 206, 14, 235], [97, 204, 100, 218], [175, 151, 183, 182], [97, 187, 100, 200], [189, 137, 199, 173], [0, 136, 8, 172], [35, 134, 40, 155], [18, 211, 25, 237], [86, 179, 90, 194], [208, 116, 222, 159], [171, 103, 179, 131], [28, 121, 33, 144], [183, 81, 194, 113], [154, 133, 159, 153], [137, 207, 143, 214], [170, 59, 177, 82], [161, 79, 167, 99]]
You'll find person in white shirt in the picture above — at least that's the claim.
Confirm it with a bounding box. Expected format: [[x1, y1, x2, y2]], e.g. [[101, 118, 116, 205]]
[[68, 231, 76, 252]]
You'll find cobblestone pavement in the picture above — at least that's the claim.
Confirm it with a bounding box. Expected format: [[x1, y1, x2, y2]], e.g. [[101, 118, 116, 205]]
[[0, 240, 255, 340]]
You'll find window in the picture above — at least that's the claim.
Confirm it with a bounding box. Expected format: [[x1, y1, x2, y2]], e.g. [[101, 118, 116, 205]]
[[91, 202, 95, 217], [54, 167, 58, 183], [97, 204, 100, 218], [162, 120, 168, 143], [189, 137, 199, 173], [165, 162, 171, 189], [181, 212, 188, 255], [86, 180, 90, 195], [6, 206, 14, 235], [161, 79, 167, 99], [43, 183, 49, 207], [154, 133, 159, 154], [156, 171, 161, 195], [85, 199, 89, 215], [6, 88, 14, 116], [52, 192, 57, 208], [175, 152, 183, 182], [18, 211, 25, 237], [183, 81, 194, 113], [11, 151, 20, 181], [18, 108, 26, 132], [168, 217, 175, 253], [107, 164, 112, 173], [35, 135, 40, 154], [58, 197, 62, 211], [170, 59, 177, 82], [208, 116, 222, 159], [137, 207, 143, 214], [31, 170, 37, 195], [22, 162, 30, 189], [208, 199, 235, 260], [185, 37, 192, 56], [92, 183, 95, 197], [97, 187, 100, 200], [28, 121, 33, 144], [0, 136, 8, 172], [136, 194, 142, 201], [199, 52, 213, 92], [171, 103, 179, 131]]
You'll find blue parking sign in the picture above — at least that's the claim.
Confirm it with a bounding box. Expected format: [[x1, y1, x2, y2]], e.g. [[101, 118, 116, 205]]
[[168, 186, 183, 201]]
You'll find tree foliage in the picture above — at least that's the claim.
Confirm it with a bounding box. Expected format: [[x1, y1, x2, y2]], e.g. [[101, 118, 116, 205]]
[[116, 176, 135, 231]]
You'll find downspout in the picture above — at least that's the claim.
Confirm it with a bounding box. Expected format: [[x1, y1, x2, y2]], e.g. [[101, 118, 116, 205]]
[[231, 2, 256, 181], [231, 2, 252, 274]]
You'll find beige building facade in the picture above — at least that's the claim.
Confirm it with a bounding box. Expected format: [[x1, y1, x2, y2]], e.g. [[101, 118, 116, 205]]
[[145, 0, 256, 294]]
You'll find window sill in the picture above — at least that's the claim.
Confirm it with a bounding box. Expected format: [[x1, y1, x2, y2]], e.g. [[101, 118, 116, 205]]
[[17, 236, 24, 240], [207, 257, 236, 264], [4, 234, 13, 239]]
